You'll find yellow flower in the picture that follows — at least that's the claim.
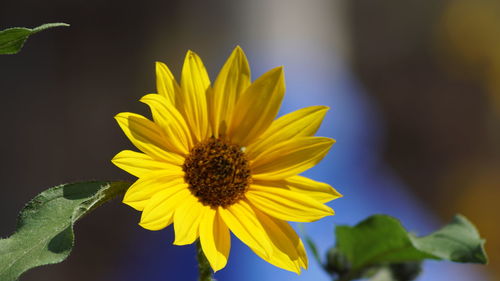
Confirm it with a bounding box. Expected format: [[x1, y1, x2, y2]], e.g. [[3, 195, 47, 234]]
[[112, 46, 341, 273]]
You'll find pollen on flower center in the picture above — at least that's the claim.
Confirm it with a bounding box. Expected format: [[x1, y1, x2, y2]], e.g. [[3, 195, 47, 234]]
[[182, 137, 251, 208]]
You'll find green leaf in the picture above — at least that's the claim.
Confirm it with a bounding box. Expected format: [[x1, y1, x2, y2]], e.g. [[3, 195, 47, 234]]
[[0, 181, 130, 281], [0, 23, 69, 55], [335, 215, 433, 270], [411, 215, 488, 264], [332, 214, 487, 280]]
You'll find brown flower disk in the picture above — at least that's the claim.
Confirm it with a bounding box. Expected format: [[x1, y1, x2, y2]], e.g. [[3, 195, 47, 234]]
[[183, 137, 251, 208]]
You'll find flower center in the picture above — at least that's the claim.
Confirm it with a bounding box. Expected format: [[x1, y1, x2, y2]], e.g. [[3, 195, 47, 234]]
[[182, 137, 251, 208]]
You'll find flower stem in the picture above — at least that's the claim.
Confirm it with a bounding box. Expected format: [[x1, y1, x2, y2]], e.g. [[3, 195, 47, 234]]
[[196, 240, 213, 281]]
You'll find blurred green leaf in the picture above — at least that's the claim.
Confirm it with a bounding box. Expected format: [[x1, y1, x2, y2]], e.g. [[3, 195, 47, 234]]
[[332, 214, 487, 281], [0, 181, 130, 281], [335, 215, 433, 270], [0, 23, 69, 55], [411, 215, 488, 263]]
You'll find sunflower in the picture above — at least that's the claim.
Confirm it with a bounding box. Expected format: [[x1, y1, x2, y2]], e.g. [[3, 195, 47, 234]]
[[112, 46, 341, 273]]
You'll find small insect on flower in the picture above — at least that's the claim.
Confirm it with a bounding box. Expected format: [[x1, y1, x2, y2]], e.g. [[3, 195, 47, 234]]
[[112, 46, 341, 273]]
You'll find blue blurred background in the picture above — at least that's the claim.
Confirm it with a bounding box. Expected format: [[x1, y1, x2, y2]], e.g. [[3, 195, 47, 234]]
[[1, 0, 498, 280]]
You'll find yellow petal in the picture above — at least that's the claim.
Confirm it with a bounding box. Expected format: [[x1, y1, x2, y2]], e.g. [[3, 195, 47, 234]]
[[253, 175, 342, 203], [179, 50, 210, 142], [246, 184, 334, 222], [115, 112, 184, 165], [156, 61, 179, 105], [139, 186, 190, 231], [123, 173, 184, 211], [200, 208, 231, 272], [173, 194, 207, 245], [140, 94, 194, 153], [296, 238, 308, 269], [246, 106, 329, 159], [219, 200, 273, 259], [211, 46, 251, 137], [251, 137, 334, 180], [251, 207, 308, 273], [112, 150, 182, 178], [228, 67, 285, 146]]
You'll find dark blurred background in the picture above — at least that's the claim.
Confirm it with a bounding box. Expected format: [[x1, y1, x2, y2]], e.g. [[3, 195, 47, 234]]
[[1, 0, 498, 280]]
